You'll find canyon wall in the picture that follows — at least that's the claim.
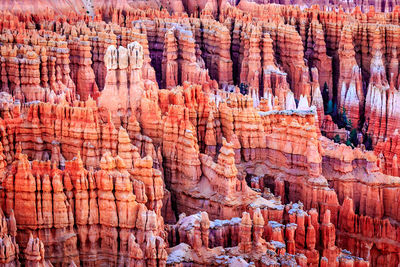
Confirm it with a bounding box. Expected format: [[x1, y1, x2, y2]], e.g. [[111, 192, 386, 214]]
[[0, 0, 400, 266]]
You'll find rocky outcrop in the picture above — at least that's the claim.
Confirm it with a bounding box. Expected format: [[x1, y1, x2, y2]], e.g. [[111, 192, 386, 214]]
[[2, 2, 400, 267], [306, 21, 333, 97], [1, 150, 168, 265], [98, 41, 148, 123], [162, 29, 178, 89], [337, 25, 363, 128], [165, 202, 370, 266], [375, 131, 400, 176], [195, 18, 233, 86], [0, 208, 20, 266], [68, 35, 99, 101]]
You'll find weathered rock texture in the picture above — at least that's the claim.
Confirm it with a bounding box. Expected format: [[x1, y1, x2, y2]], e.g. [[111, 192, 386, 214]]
[[0, 1, 399, 266]]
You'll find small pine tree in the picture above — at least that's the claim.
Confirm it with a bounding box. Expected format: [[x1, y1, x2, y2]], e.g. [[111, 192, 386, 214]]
[[334, 134, 341, 143], [239, 83, 249, 95], [350, 129, 358, 147], [364, 134, 373, 150], [337, 107, 352, 129], [336, 107, 345, 128], [349, 119, 353, 128], [326, 100, 333, 115], [342, 107, 348, 124], [345, 139, 354, 148], [322, 82, 329, 112], [332, 102, 338, 117]]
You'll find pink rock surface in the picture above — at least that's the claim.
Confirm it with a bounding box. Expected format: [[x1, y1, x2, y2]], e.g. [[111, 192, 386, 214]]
[[1, 1, 400, 266]]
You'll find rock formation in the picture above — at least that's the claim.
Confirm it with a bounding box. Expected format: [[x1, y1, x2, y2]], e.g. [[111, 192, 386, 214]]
[[0, 1, 399, 266]]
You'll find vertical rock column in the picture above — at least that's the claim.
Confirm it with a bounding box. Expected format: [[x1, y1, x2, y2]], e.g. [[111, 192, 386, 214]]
[[128, 41, 145, 118], [21, 50, 45, 102], [365, 28, 391, 143], [75, 36, 99, 101], [161, 28, 178, 89], [321, 210, 339, 264], [337, 25, 362, 128]]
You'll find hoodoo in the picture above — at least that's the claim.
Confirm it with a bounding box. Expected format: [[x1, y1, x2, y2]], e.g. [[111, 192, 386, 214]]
[[0, 0, 399, 266]]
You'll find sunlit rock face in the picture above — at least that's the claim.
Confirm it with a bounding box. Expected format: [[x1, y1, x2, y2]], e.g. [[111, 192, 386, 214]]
[[0, 0, 400, 266]]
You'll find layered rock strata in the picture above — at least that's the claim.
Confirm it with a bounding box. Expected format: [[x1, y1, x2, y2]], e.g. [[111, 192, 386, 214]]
[[0, 1, 400, 267]]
